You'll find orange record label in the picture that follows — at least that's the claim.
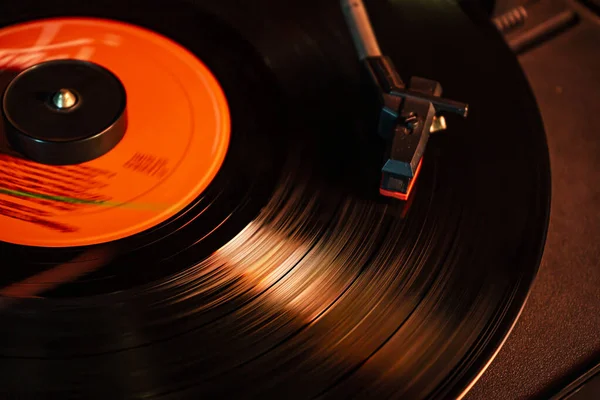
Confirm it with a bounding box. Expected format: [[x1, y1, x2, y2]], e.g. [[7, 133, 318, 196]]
[[0, 18, 231, 247]]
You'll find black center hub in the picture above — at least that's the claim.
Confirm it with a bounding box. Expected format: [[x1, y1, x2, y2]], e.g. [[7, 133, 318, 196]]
[[2, 59, 127, 165]]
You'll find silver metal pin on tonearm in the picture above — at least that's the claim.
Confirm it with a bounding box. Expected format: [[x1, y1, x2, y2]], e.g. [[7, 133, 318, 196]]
[[340, 0, 382, 59]]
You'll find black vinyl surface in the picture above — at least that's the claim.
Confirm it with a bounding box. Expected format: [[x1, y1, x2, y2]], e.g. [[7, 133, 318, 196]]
[[0, 1, 551, 398]]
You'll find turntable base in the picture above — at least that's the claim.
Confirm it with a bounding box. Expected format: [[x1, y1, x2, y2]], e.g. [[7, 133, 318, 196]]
[[468, 5, 600, 399]]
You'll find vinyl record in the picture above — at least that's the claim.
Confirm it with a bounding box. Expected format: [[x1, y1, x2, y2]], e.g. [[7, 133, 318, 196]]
[[0, 0, 550, 399]]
